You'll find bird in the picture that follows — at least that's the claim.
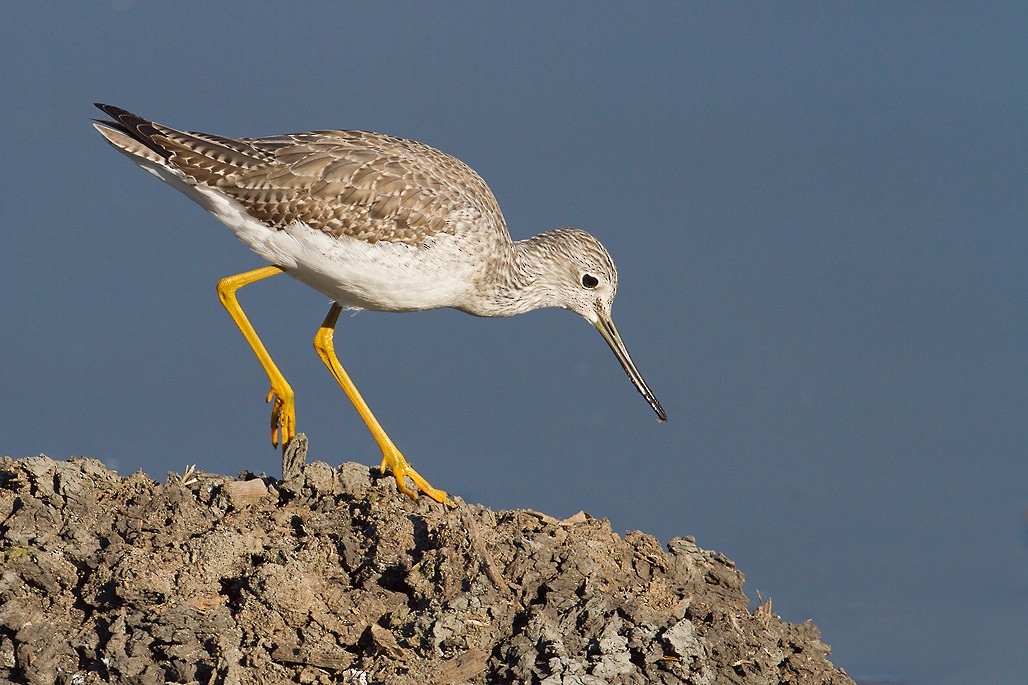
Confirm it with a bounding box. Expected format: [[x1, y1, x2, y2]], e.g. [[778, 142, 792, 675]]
[[92, 103, 666, 505]]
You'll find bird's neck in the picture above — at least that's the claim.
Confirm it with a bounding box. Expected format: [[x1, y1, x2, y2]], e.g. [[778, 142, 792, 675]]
[[463, 236, 564, 317]]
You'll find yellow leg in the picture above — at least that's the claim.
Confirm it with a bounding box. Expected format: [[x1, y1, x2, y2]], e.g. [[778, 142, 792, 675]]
[[313, 303, 452, 505], [216, 266, 295, 451]]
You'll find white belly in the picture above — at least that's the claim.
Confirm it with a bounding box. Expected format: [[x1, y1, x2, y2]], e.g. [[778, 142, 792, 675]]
[[268, 224, 479, 312]]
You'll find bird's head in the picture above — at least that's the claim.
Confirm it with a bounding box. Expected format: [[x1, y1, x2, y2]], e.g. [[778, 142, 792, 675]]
[[524, 228, 667, 422]]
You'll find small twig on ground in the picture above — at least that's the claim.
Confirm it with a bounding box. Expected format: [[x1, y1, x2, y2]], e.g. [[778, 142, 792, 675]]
[[456, 497, 511, 594], [180, 464, 198, 486]]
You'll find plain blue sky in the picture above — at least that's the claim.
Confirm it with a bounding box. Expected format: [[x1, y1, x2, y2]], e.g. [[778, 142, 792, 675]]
[[1, 4, 1025, 683]]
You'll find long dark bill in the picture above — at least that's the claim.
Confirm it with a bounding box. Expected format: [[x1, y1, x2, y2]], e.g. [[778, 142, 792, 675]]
[[593, 316, 667, 422]]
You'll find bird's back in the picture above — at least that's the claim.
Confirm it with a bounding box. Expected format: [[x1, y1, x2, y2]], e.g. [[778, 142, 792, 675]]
[[93, 104, 509, 251]]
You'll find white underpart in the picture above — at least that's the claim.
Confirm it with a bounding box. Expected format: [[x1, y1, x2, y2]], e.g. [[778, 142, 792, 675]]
[[128, 154, 477, 312]]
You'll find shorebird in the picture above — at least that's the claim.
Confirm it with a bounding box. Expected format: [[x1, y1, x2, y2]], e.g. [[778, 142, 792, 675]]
[[92, 103, 666, 504]]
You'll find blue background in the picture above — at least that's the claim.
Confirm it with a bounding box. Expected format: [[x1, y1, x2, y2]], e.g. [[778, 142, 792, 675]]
[[2, 4, 1026, 683]]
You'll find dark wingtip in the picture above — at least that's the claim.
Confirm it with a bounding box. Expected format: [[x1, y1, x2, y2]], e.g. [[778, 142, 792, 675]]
[[95, 102, 123, 115], [91, 103, 170, 159], [94, 103, 121, 119], [93, 103, 141, 125]]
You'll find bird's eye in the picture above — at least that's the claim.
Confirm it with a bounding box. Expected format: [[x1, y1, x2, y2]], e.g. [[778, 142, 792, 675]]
[[581, 274, 599, 289]]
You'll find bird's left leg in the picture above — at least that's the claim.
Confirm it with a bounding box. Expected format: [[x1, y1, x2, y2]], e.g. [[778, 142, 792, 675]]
[[216, 265, 295, 451], [313, 303, 453, 505]]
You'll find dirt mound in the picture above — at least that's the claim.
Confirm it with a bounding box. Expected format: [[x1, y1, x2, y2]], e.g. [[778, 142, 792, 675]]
[[0, 453, 853, 684]]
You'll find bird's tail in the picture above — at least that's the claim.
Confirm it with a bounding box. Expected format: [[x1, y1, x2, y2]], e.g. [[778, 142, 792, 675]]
[[92, 103, 277, 188], [92, 103, 170, 165]]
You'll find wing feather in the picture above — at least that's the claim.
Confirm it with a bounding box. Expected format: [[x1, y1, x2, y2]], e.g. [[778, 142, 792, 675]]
[[93, 104, 507, 247]]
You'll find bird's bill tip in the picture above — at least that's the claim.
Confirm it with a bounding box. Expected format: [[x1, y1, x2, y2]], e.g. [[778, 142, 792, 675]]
[[592, 316, 666, 422]]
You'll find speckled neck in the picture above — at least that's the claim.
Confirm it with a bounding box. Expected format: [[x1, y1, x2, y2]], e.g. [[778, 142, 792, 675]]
[[458, 235, 565, 317]]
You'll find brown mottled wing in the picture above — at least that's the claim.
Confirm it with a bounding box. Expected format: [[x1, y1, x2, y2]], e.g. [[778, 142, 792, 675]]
[[155, 124, 505, 246]]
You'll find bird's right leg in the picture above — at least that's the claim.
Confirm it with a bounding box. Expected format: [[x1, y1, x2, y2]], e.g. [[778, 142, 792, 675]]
[[313, 303, 453, 505], [216, 265, 294, 451]]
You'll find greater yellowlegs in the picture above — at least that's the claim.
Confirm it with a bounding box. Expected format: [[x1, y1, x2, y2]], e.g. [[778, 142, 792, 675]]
[[92, 103, 665, 504]]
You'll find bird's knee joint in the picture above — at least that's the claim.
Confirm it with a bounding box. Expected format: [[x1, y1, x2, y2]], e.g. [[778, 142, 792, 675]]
[[216, 282, 234, 302]]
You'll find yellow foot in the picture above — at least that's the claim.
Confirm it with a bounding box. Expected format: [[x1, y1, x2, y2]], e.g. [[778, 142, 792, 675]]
[[380, 449, 453, 506], [265, 387, 295, 450]]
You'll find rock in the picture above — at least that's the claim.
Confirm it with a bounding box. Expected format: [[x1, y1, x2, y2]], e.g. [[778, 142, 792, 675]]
[[663, 618, 702, 659], [367, 624, 405, 660], [221, 478, 269, 508], [281, 433, 308, 481], [0, 455, 854, 684], [302, 461, 336, 494], [337, 462, 372, 494], [436, 647, 489, 684]]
